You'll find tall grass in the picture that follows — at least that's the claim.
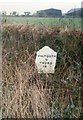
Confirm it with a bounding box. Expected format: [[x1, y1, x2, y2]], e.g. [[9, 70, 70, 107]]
[[1, 23, 82, 118]]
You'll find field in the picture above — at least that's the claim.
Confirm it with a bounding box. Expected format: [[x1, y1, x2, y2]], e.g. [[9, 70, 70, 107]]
[[2, 16, 81, 27], [0, 17, 82, 118]]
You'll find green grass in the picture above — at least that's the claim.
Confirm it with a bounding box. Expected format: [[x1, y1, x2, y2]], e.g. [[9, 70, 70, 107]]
[[2, 16, 81, 27]]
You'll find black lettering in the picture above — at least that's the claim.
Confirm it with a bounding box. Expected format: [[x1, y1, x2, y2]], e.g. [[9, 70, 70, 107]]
[[38, 55, 44, 57], [54, 55, 56, 57], [44, 55, 46, 57], [44, 65, 47, 68], [45, 59, 48, 61]]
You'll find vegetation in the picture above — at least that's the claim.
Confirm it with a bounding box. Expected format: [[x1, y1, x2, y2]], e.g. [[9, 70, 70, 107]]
[[1, 16, 81, 27], [1, 22, 82, 118]]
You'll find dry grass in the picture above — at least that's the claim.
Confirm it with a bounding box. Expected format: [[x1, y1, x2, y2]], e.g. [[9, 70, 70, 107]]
[[1, 23, 82, 118]]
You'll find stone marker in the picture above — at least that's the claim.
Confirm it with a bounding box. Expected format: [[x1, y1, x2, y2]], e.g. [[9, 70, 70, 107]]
[[35, 46, 57, 73]]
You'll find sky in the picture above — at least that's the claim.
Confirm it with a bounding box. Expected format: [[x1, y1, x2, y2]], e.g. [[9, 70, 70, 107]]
[[0, 0, 82, 15]]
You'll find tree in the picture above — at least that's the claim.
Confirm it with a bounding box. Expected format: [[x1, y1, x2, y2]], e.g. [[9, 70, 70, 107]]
[[2, 11, 6, 16], [24, 12, 30, 16], [10, 11, 19, 16], [12, 11, 17, 16]]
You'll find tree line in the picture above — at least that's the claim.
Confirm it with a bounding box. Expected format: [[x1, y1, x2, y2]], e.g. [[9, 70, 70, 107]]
[[1, 11, 31, 17]]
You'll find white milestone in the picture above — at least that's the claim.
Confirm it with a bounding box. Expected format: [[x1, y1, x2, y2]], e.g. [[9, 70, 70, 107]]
[[35, 46, 57, 73]]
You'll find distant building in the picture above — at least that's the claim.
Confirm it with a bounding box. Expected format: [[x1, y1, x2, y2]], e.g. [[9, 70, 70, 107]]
[[65, 8, 83, 17], [36, 8, 62, 17]]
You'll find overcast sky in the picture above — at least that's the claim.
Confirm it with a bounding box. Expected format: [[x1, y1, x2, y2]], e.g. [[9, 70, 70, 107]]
[[0, 0, 82, 14]]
